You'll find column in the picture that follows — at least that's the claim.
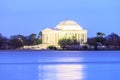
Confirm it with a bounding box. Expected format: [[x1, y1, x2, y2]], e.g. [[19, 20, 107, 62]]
[[44, 34, 46, 43], [42, 34, 44, 44], [77, 33, 79, 41]]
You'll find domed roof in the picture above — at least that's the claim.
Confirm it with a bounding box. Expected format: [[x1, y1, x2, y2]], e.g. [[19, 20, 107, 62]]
[[55, 20, 82, 30]]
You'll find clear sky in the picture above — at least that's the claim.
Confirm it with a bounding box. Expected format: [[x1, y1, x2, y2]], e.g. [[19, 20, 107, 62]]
[[0, 0, 120, 37]]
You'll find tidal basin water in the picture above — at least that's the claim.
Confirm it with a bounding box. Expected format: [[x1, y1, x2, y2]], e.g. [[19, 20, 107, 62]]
[[0, 51, 120, 80]]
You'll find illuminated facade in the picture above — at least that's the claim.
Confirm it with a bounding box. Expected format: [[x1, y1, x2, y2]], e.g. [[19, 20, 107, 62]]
[[42, 20, 87, 46], [23, 20, 87, 50]]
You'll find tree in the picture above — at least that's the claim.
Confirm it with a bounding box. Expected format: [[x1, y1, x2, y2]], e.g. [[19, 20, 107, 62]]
[[87, 37, 96, 46], [0, 33, 8, 49], [33, 39, 42, 45], [29, 33, 37, 41], [38, 31, 42, 44], [87, 32, 105, 50], [105, 33, 120, 46], [23, 33, 42, 46], [96, 32, 106, 45], [47, 45, 57, 50], [71, 35, 80, 45], [9, 35, 26, 49], [58, 38, 73, 49], [97, 32, 105, 37], [38, 31, 42, 38]]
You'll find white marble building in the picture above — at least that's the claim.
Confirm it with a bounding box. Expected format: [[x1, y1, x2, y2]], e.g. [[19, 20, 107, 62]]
[[42, 20, 87, 47]]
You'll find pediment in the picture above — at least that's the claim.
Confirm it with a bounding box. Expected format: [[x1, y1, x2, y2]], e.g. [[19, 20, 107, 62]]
[[42, 28, 54, 32]]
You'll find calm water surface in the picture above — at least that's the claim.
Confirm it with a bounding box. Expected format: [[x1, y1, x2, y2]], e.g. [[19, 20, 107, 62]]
[[0, 51, 120, 80]]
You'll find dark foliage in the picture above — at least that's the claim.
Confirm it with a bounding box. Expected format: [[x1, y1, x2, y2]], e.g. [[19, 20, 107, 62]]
[[0, 33, 42, 49], [87, 32, 120, 49], [0, 32, 120, 50], [48, 45, 57, 50]]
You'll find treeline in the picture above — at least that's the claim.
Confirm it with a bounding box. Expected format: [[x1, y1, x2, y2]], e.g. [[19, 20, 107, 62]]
[[0, 33, 42, 50], [53, 32, 120, 50], [87, 32, 120, 50], [0, 32, 120, 50]]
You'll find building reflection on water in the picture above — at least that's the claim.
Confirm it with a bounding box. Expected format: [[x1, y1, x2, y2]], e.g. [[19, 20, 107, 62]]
[[38, 58, 85, 80]]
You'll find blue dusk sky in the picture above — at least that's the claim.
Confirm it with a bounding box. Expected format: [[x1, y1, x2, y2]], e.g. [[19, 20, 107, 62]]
[[0, 0, 120, 37]]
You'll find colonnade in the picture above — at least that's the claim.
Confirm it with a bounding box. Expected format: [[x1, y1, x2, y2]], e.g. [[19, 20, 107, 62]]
[[42, 30, 87, 46]]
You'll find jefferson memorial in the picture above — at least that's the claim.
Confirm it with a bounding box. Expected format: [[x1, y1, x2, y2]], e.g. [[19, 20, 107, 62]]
[[23, 20, 87, 50]]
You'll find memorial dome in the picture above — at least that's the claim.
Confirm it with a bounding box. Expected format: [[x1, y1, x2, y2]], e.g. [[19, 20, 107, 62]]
[[55, 20, 82, 30]]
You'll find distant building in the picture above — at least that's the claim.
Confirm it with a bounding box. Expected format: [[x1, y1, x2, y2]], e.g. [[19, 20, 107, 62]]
[[23, 20, 87, 50], [42, 20, 87, 46]]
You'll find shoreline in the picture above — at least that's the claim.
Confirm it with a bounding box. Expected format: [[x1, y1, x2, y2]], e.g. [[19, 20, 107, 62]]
[[1, 49, 120, 51]]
